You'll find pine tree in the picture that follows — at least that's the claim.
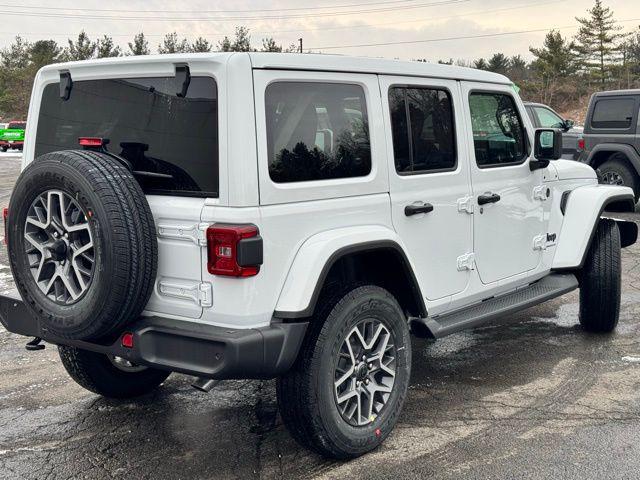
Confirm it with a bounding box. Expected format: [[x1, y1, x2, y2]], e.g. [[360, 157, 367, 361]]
[[29, 40, 62, 69], [96, 35, 121, 58], [67, 31, 96, 61], [473, 58, 488, 70], [128, 33, 150, 56], [530, 30, 577, 103], [261, 38, 282, 52], [191, 37, 212, 53], [232, 27, 252, 52], [218, 36, 232, 52], [158, 32, 190, 54], [486, 53, 510, 75], [573, 0, 624, 87]]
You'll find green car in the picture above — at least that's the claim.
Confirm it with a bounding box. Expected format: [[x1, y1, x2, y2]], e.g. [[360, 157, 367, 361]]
[[0, 120, 26, 152]]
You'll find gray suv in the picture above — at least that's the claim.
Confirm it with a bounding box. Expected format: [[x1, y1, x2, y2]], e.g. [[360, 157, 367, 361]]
[[579, 90, 640, 202]]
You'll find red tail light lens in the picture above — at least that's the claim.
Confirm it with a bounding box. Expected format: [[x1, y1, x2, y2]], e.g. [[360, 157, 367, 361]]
[[206, 224, 262, 277], [2, 207, 8, 246], [578, 138, 585, 151], [78, 137, 106, 147]]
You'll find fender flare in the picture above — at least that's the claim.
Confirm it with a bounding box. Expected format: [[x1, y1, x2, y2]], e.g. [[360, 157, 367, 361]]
[[553, 185, 636, 270], [273, 226, 426, 319], [588, 143, 640, 174]]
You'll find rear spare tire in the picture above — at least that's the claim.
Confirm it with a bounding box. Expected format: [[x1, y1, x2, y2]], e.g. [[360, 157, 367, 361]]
[[7, 150, 158, 340]]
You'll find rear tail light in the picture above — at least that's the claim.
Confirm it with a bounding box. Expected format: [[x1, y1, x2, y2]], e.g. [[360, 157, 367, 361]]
[[206, 224, 263, 277], [2, 207, 8, 246], [578, 138, 585, 151], [78, 137, 109, 149]]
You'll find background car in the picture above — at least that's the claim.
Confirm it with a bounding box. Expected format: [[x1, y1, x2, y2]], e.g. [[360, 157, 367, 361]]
[[524, 102, 583, 160]]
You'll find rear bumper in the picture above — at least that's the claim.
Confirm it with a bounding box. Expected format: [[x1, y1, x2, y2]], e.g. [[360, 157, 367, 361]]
[[0, 294, 307, 380]]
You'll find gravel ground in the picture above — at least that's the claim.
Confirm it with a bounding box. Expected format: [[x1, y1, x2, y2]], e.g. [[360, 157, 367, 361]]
[[2, 153, 640, 479]]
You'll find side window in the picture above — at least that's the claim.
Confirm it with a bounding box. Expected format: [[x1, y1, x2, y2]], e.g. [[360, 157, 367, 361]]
[[534, 107, 564, 128], [469, 92, 527, 167], [389, 86, 456, 174], [265, 82, 371, 183], [591, 98, 635, 129]]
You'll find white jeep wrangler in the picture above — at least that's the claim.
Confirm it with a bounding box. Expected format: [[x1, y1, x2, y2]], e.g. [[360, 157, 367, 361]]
[[1, 53, 637, 459]]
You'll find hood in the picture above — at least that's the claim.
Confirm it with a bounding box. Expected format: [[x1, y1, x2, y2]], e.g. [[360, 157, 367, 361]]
[[552, 159, 597, 181]]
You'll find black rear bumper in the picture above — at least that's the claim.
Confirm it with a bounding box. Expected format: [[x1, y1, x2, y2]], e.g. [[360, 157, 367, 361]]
[[0, 294, 307, 380]]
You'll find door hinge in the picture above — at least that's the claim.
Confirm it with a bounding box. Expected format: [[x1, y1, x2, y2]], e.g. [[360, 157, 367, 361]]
[[532, 234, 547, 251], [157, 222, 208, 246], [158, 280, 213, 307], [457, 196, 474, 214], [457, 252, 475, 271], [533, 185, 549, 202]]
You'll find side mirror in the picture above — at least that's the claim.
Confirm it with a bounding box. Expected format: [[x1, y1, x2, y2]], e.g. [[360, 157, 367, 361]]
[[531, 129, 561, 171], [563, 119, 575, 131]]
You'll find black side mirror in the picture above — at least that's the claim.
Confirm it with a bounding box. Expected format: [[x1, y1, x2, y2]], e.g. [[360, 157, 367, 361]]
[[563, 119, 575, 131], [531, 128, 561, 171]]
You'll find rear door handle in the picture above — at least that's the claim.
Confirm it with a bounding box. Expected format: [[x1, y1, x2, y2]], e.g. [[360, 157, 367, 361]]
[[405, 202, 434, 216], [477, 193, 501, 205]]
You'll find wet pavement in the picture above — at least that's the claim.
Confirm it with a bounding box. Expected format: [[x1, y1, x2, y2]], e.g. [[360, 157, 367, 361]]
[[2, 154, 640, 479]]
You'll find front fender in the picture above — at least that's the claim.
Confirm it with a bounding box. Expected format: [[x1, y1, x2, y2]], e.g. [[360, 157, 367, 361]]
[[553, 184, 635, 269], [274, 225, 420, 318]]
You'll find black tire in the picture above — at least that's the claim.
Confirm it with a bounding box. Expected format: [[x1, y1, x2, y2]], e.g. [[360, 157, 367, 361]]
[[579, 219, 621, 333], [598, 155, 640, 202], [1, 146, 7, 152], [7, 150, 158, 340], [58, 346, 170, 399], [277, 285, 411, 459]]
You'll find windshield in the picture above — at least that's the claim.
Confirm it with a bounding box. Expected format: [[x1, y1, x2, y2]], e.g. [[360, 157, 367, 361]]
[[35, 76, 219, 197], [8, 122, 25, 129], [533, 107, 564, 128]]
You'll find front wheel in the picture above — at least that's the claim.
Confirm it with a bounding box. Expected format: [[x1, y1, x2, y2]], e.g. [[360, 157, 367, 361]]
[[579, 219, 621, 333], [277, 285, 411, 459], [59, 346, 170, 398]]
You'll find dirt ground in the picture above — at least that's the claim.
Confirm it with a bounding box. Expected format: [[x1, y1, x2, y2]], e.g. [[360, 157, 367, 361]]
[[2, 153, 640, 479]]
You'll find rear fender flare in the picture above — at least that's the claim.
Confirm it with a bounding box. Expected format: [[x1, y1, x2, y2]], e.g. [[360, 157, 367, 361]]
[[273, 226, 425, 319]]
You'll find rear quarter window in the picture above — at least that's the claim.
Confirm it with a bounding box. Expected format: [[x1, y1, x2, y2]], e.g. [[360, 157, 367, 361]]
[[591, 97, 636, 129], [35, 76, 219, 197], [265, 82, 372, 183]]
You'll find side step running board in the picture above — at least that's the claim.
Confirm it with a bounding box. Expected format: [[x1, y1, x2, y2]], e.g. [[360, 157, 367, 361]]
[[411, 273, 578, 339]]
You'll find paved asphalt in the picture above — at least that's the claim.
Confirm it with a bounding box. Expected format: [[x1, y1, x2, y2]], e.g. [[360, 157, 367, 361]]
[[2, 153, 640, 479]]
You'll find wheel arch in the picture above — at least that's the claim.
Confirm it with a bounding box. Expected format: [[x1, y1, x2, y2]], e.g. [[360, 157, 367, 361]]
[[553, 185, 636, 270], [274, 227, 426, 321], [588, 143, 640, 173]]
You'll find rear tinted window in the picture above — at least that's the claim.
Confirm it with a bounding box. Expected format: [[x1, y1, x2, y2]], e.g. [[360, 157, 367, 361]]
[[592, 98, 635, 129], [265, 82, 371, 183], [35, 77, 218, 197], [8, 122, 25, 129], [389, 86, 456, 174]]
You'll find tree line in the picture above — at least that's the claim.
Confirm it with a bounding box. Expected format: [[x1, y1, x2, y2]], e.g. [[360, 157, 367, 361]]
[[1, 0, 639, 120]]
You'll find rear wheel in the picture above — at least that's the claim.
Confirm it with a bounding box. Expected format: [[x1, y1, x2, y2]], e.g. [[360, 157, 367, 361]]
[[58, 346, 170, 398], [277, 285, 411, 459], [579, 219, 621, 333], [598, 155, 640, 202]]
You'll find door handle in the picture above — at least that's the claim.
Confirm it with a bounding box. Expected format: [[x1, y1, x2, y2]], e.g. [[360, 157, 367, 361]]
[[405, 202, 434, 216], [477, 193, 501, 205]]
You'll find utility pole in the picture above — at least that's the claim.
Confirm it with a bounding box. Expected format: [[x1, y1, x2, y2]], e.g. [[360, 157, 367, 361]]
[[298, 38, 303, 53]]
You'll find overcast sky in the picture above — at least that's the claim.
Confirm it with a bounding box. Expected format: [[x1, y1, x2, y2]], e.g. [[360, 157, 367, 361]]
[[2, 0, 639, 62]]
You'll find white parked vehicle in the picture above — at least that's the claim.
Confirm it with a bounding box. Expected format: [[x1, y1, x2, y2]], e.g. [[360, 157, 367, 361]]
[[1, 53, 637, 459]]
